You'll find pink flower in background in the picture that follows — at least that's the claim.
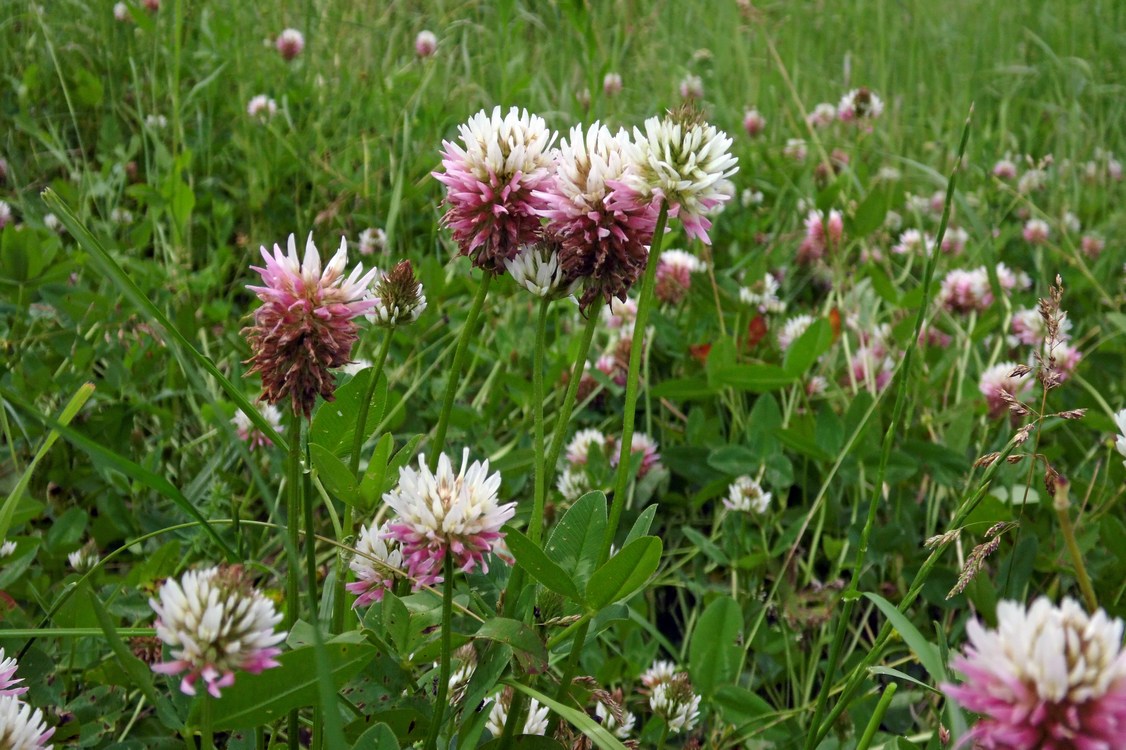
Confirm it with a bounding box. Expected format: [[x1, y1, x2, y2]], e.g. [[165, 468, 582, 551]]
[[838, 87, 884, 122], [384, 449, 514, 587], [743, 108, 766, 138], [1080, 234, 1104, 258], [943, 598, 1126, 749], [939, 267, 993, 313], [231, 403, 283, 450], [678, 74, 703, 101], [150, 566, 286, 698], [993, 159, 1018, 180], [1023, 218, 1050, 245], [979, 361, 1032, 418], [654, 249, 703, 305], [414, 30, 437, 58], [347, 521, 405, 607], [783, 138, 808, 162], [537, 122, 657, 307], [806, 102, 837, 129], [276, 28, 305, 61], [433, 106, 556, 273], [245, 233, 378, 417], [942, 226, 969, 255], [609, 432, 661, 479], [603, 72, 623, 96], [246, 94, 278, 121], [799, 209, 844, 261]]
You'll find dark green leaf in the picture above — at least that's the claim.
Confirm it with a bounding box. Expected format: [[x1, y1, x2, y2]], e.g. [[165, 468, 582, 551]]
[[586, 537, 662, 610]]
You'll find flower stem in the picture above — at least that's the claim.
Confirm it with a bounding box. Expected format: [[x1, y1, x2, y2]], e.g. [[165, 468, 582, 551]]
[[332, 328, 395, 633], [430, 273, 492, 470], [529, 297, 551, 546], [424, 552, 455, 750], [855, 683, 897, 750], [285, 409, 303, 750], [1053, 481, 1098, 612], [602, 200, 668, 565], [199, 694, 214, 750]]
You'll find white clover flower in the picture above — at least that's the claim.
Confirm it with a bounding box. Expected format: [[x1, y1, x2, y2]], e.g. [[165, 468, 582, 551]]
[[231, 403, 283, 451], [150, 565, 286, 698], [650, 674, 702, 734], [777, 314, 814, 351], [724, 475, 771, 514], [113, 2, 130, 21], [504, 244, 578, 299], [806, 102, 838, 128], [246, 94, 278, 121], [838, 88, 884, 121], [358, 227, 386, 256], [67, 544, 98, 574], [565, 428, 607, 466], [783, 138, 808, 162], [365, 260, 427, 328], [0, 647, 27, 697], [739, 272, 785, 314], [384, 449, 515, 586], [556, 466, 590, 502], [640, 659, 678, 688], [595, 701, 636, 738], [625, 114, 738, 244], [145, 114, 168, 129], [414, 29, 437, 58], [346, 520, 404, 608], [486, 692, 549, 736], [0, 201, 13, 230], [0, 695, 53, 749], [43, 213, 64, 234], [0, 541, 15, 558], [110, 207, 133, 225]]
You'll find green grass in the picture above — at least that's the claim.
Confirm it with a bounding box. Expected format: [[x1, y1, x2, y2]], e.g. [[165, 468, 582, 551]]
[[1, 0, 1124, 747]]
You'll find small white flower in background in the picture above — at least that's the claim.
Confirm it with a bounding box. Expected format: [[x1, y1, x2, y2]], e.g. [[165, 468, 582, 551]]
[[0, 647, 28, 697], [340, 359, 372, 377], [602, 71, 622, 96], [678, 73, 703, 100], [150, 565, 286, 698], [992, 158, 1018, 180], [654, 248, 704, 305], [110, 207, 133, 225], [276, 28, 305, 61], [609, 432, 662, 479], [891, 228, 931, 256], [777, 313, 814, 351], [640, 659, 678, 688], [486, 690, 549, 736], [145, 114, 168, 129], [783, 138, 807, 162], [1114, 409, 1126, 467], [231, 403, 283, 451], [1062, 211, 1080, 234], [67, 543, 98, 574], [0, 541, 15, 558], [837, 87, 884, 122], [995, 262, 1031, 292], [43, 213, 64, 234], [346, 520, 404, 608], [1022, 218, 1050, 245], [0, 695, 54, 749], [0, 201, 13, 229], [1018, 167, 1047, 194], [414, 29, 437, 58], [650, 673, 702, 734], [806, 102, 837, 129], [246, 94, 278, 121], [595, 700, 636, 739], [565, 428, 607, 466], [724, 475, 771, 514], [555, 466, 590, 502], [113, 2, 130, 22], [740, 272, 785, 314], [941, 225, 968, 255], [979, 361, 1032, 419], [602, 297, 638, 338], [504, 243, 578, 299], [741, 188, 763, 207], [357, 227, 386, 256]]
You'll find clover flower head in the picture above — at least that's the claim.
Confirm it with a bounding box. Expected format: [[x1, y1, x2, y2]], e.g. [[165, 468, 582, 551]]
[[740, 272, 786, 314], [655, 248, 703, 305], [383, 449, 515, 586], [603, 72, 623, 96], [640, 659, 678, 689], [537, 122, 658, 308], [347, 521, 405, 608], [565, 428, 608, 466], [365, 259, 427, 328], [486, 689, 549, 736], [939, 267, 993, 314], [150, 565, 286, 698], [650, 673, 702, 734], [504, 242, 578, 299], [777, 314, 815, 351], [724, 475, 771, 514], [743, 108, 766, 137], [807, 102, 838, 129], [1023, 218, 1051, 245], [0, 647, 27, 698], [246, 94, 278, 121], [0, 695, 53, 750], [414, 30, 437, 58], [244, 233, 378, 417], [433, 106, 556, 273], [943, 597, 1126, 750], [67, 542, 99, 574], [276, 28, 305, 60], [993, 159, 1018, 180], [979, 361, 1033, 419], [838, 87, 884, 122], [625, 111, 738, 244], [610, 432, 661, 479], [231, 403, 283, 450]]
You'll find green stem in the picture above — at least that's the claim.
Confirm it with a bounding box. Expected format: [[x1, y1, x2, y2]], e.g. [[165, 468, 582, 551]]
[[285, 409, 302, 750], [551, 619, 590, 712], [430, 273, 492, 470], [424, 553, 455, 750], [542, 300, 603, 498], [1054, 482, 1098, 612], [333, 329, 395, 632], [855, 683, 897, 750], [529, 298, 551, 546], [602, 201, 668, 565], [199, 694, 214, 750]]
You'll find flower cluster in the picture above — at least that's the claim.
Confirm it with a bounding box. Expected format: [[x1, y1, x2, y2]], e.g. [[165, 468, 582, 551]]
[[379, 449, 515, 587], [346, 521, 405, 608], [244, 233, 377, 418], [641, 661, 701, 734], [0, 695, 54, 750], [149, 565, 286, 698], [231, 403, 283, 450], [724, 475, 772, 514], [943, 598, 1126, 749], [366, 259, 427, 328], [486, 688, 549, 736]]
